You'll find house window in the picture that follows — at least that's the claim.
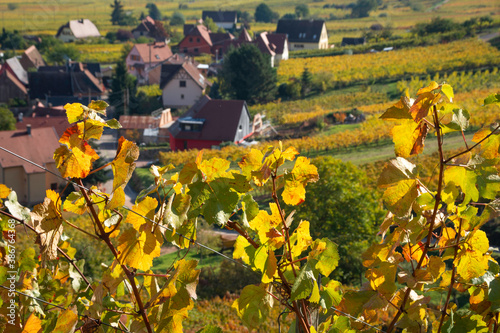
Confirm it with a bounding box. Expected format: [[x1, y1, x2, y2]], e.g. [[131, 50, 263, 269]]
[[194, 48, 199, 53], [189, 37, 193, 42], [196, 37, 200, 42], [155, 54, 160, 59], [184, 48, 188, 53], [50, 183, 58, 191], [181, 94, 185, 99], [184, 124, 191, 130], [294, 44, 304, 48], [179, 80, 186, 87], [184, 141, 188, 150], [130, 55, 140, 61]]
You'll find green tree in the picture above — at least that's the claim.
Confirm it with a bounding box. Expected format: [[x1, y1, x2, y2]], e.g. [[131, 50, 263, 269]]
[[146, 3, 162, 20], [350, 0, 379, 18], [301, 67, 312, 97], [0, 29, 27, 50], [110, 0, 126, 25], [170, 11, 185, 26], [0, 107, 16, 131], [254, 3, 276, 23], [203, 17, 218, 32], [295, 4, 310, 18], [220, 43, 277, 105], [46, 44, 80, 64], [110, 60, 137, 117], [294, 156, 383, 284]]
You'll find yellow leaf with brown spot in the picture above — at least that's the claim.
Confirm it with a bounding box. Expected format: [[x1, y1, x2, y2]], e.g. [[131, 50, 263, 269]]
[[402, 242, 428, 267], [199, 157, 230, 181], [239, 149, 264, 180], [455, 230, 490, 281], [410, 92, 437, 122], [391, 120, 429, 158], [77, 119, 105, 141], [111, 137, 139, 192]]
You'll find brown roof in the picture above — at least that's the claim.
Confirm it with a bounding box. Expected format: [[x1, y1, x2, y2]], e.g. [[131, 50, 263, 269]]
[[255, 32, 276, 56], [202, 11, 237, 24], [16, 117, 70, 138], [118, 115, 159, 129], [185, 25, 212, 47], [0, 127, 60, 174], [159, 61, 210, 90], [266, 33, 287, 54], [132, 42, 173, 63], [170, 96, 248, 141], [209, 32, 235, 45], [20, 45, 46, 70], [239, 28, 252, 42], [0, 67, 28, 95], [276, 19, 326, 43]]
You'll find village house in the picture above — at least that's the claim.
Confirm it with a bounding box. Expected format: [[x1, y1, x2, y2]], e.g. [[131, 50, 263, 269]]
[[28, 62, 105, 106], [146, 53, 198, 85], [178, 25, 235, 58], [202, 10, 238, 30], [276, 19, 329, 51], [16, 103, 69, 138], [0, 127, 65, 205], [56, 19, 101, 42], [126, 42, 173, 85], [118, 109, 174, 144], [169, 96, 252, 151], [159, 60, 211, 109], [132, 16, 170, 43], [0, 63, 28, 104], [20, 45, 46, 70]]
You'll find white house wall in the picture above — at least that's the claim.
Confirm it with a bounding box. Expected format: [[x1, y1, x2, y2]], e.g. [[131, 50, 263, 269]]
[[58, 27, 76, 43], [162, 76, 203, 108]]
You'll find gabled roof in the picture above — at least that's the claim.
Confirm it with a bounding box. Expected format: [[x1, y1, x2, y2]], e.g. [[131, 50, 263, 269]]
[[184, 25, 212, 47], [159, 61, 210, 90], [266, 33, 287, 54], [255, 32, 276, 56], [56, 19, 101, 39], [170, 96, 248, 142], [28, 65, 104, 99], [0, 127, 60, 174], [209, 32, 235, 45], [6, 57, 28, 85], [20, 45, 46, 70], [276, 19, 326, 43], [132, 16, 169, 41], [202, 10, 237, 24], [131, 42, 173, 63], [238, 28, 252, 42], [0, 66, 28, 95]]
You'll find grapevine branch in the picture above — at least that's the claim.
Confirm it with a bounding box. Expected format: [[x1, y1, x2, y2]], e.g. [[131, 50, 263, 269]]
[[387, 105, 446, 332], [77, 179, 154, 333], [444, 124, 500, 164]]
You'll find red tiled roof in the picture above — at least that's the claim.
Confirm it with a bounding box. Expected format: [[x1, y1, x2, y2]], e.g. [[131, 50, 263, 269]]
[[21, 45, 46, 70], [133, 43, 173, 63], [16, 117, 70, 138], [266, 33, 287, 54], [0, 127, 60, 174], [118, 115, 159, 129]]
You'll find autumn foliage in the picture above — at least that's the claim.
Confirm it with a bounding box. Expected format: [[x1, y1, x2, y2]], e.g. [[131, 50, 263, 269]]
[[0, 84, 499, 332]]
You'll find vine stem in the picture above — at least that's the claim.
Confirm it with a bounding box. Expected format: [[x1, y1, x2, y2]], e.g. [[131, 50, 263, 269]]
[[387, 105, 446, 333], [77, 179, 154, 333], [437, 218, 462, 332], [0, 210, 94, 291], [444, 124, 500, 164]]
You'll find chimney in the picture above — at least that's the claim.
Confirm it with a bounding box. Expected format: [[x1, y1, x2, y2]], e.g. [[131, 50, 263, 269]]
[[26, 124, 31, 135]]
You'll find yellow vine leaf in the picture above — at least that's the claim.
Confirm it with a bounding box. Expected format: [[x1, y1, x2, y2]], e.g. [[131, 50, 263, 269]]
[[233, 236, 252, 265], [402, 242, 429, 267], [249, 203, 285, 248], [77, 119, 105, 141], [125, 196, 158, 231], [53, 307, 78, 333], [282, 156, 319, 206], [30, 190, 63, 263], [111, 137, 139, 192], [239, 148, 264, 181], [391, 120, 429, 158], [380, 94, 413, 120], [199, 157, 230, 182], [455, 230, 490, 281], [290, 220, 312, 258], [416, 81, 440, 95], [65, 103, 85, 123], [409, 91, 437, 123], [378, 158, 418, 218], [22, 314, 42, 333], [117, 227, 162, 271], [472, 127, 500, 160]]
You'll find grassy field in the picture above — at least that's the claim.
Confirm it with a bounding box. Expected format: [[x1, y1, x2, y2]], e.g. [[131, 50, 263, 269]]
[[0, 0, 497, 38]]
